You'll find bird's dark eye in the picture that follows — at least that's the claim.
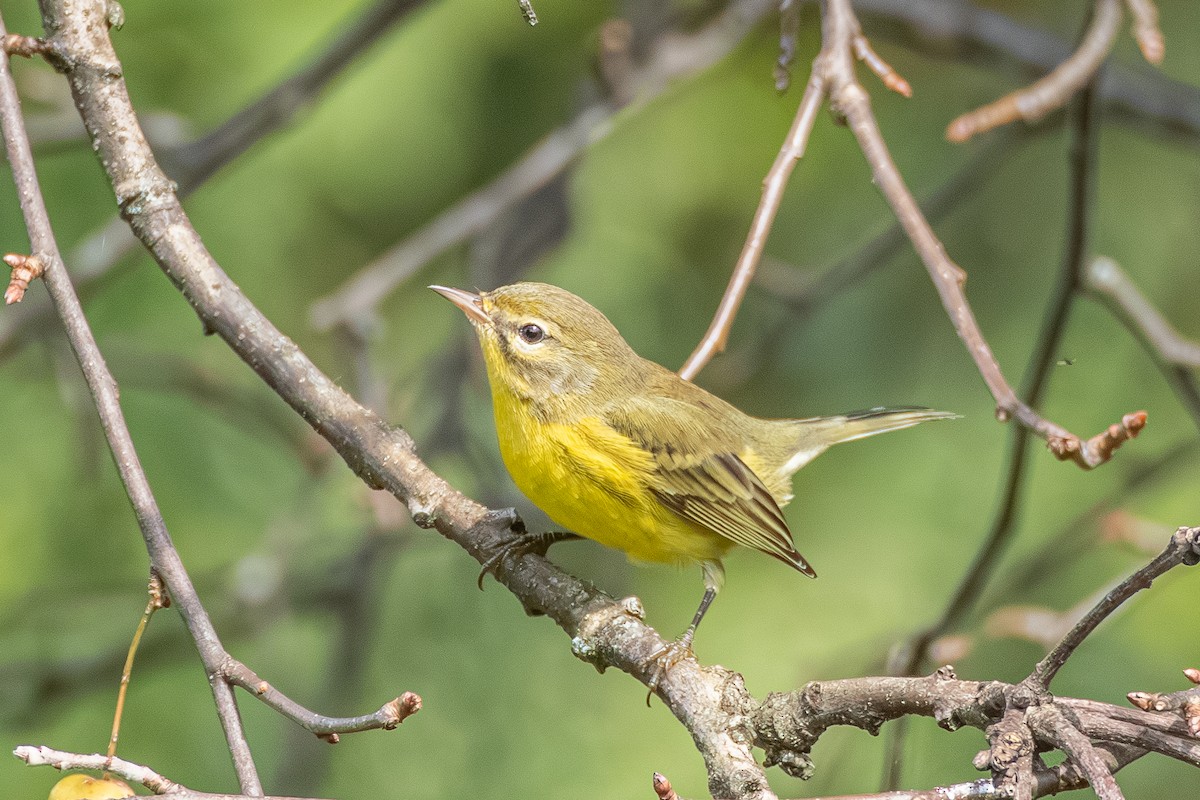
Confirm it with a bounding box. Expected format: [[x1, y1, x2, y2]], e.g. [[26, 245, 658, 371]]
[[517, 323, 545, 344]]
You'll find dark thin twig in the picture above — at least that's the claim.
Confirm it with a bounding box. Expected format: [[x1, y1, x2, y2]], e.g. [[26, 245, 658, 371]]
[[165, 0, 427, 190], [310, 0, 776, 332], [1026, 527, 1200, 690], [0, 9, 263, 791]]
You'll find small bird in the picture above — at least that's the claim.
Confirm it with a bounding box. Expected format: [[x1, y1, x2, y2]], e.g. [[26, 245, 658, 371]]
[[433, 282, 954, 686]]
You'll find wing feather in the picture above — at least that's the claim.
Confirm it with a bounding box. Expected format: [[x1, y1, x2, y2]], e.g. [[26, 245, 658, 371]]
[[603, 397, 816, 577]]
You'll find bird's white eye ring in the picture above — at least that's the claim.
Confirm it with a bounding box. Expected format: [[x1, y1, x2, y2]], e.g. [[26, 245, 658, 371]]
[[518, 323, 545, 344]]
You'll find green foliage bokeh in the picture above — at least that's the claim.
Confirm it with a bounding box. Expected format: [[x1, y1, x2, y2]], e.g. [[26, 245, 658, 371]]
[[2, 1, 1199, 798]]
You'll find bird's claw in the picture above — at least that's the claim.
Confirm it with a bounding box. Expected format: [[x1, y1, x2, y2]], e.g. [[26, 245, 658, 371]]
[[644, 634, 696, 706], [476, 528, 579, 590]]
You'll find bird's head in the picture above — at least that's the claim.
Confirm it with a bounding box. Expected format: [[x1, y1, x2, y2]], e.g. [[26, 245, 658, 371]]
[[431, 282, 640, 401]]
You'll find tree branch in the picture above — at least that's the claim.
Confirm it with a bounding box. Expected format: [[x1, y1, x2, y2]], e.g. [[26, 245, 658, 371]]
[[1024, 526, 1200, 691], [0, 9, 263, 792], [13, 746, 331, 800], [946, 0, 1123, 142]]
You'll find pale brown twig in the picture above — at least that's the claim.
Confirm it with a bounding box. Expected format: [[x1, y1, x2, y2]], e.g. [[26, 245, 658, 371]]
[[676, 70, 825, 380], [1124, 0, 1164, 64], [3, 252, 44, 303], [821, 0, 1144, 470], [1086, 257, 1200, 368], [14, 745, 332, 800], [946, 0, 1123, 142], [224, 658, 421, 741]]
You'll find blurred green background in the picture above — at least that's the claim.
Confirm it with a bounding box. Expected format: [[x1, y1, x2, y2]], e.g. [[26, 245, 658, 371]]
[[2, 0, 1199, 797]]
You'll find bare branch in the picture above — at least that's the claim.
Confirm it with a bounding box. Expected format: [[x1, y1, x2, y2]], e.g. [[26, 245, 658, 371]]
[[0, 9, 263, 792], [946, 0, 1123, 142], [677, 70, 824, 380], [14, 745, 331, 800], [223, 658, 421, 741], [818, 0, 1144, 469], [1086, 257, 1200, 368], [1123, 0, 1165, 63], [1025, 527, 1200, 691]]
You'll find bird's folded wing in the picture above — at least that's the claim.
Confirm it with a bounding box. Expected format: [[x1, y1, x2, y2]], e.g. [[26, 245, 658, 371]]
[[603, 399, 814, 576]]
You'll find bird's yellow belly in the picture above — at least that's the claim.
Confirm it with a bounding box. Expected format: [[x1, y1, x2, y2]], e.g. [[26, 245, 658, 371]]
[[492, 396, 731, 567]]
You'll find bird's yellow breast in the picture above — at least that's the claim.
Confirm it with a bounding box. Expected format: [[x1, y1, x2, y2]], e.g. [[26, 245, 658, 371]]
[[488, 381, 734, 567]]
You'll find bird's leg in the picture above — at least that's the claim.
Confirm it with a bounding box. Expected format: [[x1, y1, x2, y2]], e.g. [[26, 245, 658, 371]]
[[645, 586, 717, 702], [477, 512, 581, 589]]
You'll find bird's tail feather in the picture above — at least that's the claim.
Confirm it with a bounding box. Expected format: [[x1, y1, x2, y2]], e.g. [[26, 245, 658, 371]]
[[777, 406, 958, 478]]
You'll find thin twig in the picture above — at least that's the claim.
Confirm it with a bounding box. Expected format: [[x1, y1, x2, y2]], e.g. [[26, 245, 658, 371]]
[[164, 0, 427, 190], [107, 576, 169, 763], [1025, 527, 1200, 690], [224, 659, 421, 741], [1086, 257, 1200, 368], [1123, 0, 1164, 64], [822, 0, 1144, 469], [14, 746, 332, 800], [676, 70, 825, 380], [0, 10, 263, 793], [946, 0, 1123, 142]]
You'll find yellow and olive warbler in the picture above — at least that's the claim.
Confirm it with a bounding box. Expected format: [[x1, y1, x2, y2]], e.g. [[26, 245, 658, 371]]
[[433, 282, 953, 677]]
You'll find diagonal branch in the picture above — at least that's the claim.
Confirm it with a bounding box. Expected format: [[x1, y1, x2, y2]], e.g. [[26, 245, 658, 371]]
[[0, 10, 262, 792], [0, 0, 426, 357], [819, 0, 1144, 469], [3, 7, 422, 793], [946, 0, 1124, 142], [32, 2, 774, 797], [677, 70, 825, 380], [1024, 526, 1200, 691]]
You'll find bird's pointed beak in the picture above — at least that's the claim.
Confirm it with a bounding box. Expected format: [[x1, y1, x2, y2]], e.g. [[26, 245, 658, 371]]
[[430, 285, 490, 326]]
